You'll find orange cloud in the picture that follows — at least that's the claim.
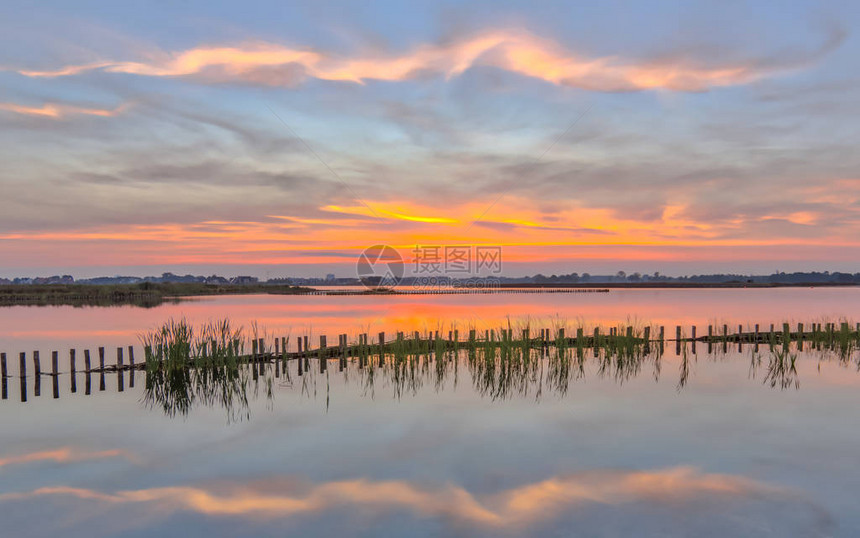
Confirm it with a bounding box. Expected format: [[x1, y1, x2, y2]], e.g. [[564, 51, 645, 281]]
[[0, 467, 789, 526], [15, 30, 785, 92], [0, 447, 129, 468], [0, 101, 126, 119]]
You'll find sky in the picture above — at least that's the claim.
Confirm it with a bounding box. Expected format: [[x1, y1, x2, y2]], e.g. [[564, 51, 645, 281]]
[[1, 0, 859, 278]]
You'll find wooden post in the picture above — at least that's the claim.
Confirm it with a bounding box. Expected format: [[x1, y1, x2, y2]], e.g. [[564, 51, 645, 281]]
[[252, 339, 258, 357], [319, 335, 327, 372], [303, 336, 309, 354], [691, 326, 697, 354], [117, 347, 124, 392], [34, 351, 41, 397], [19, 353, 26, 402], [70, 349, 77, 393], [84, 349, 91, 372], [275, 338, 279, 355], [128, 346, 135, 388], [797, 323, 804, 352], [52, 351, 59, 399], [258, 338, 265, 355], [659, 326, 665, 341], [298, 337, 303, 354], [0, 352, 6, 379], [99, 347, 105, 370]]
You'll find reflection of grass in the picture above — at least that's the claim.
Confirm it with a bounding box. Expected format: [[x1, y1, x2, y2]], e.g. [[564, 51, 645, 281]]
[[135, 318, 860, 416]]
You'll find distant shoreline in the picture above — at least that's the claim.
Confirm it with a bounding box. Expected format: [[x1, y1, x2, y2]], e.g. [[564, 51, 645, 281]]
[[0, 281, 857, 307]]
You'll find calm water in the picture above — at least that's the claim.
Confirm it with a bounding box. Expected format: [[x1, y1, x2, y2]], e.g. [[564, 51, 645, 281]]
[[1, 289, 859, 537], [1, 287, 859, 353]]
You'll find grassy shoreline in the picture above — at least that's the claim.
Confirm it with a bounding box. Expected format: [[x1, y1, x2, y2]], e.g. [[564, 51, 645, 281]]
[[0, 283, 313, 307], [0, 280, 857, 307]]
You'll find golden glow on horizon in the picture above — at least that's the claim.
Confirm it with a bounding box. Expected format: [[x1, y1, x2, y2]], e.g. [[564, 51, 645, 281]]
[[15, 29, 776, 92]]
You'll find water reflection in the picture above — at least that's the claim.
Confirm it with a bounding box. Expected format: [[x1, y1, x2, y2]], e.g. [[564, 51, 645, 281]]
[[137, 338, 860, 420], [0, 464, 829, 536]]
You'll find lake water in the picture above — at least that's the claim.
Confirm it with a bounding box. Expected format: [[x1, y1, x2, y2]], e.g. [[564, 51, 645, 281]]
[[1, 288, 859, 537]]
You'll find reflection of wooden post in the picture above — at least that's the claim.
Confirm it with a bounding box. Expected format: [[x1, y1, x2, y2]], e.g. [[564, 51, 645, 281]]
[[691, 326, 697, 354], [675, 326, 681, 356], [319, 335, 327, 372]]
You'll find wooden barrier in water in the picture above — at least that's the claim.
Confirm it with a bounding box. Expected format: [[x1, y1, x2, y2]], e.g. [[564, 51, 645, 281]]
[[2, 320, 858, 402]]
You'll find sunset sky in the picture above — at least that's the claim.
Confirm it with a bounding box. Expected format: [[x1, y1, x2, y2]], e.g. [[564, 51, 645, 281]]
[[1, 0, 859, 278]]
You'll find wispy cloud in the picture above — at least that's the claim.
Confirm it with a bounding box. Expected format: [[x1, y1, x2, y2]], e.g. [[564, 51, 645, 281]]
[[0, 447, 129, 468], [13, 28, 840, 92], [0, 101, 126, 119], [0, 467, 792, 526]]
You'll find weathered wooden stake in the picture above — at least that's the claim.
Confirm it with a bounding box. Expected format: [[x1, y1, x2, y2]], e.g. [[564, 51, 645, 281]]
[[128, 346, 135, 388], [34, 351, 41, 397], [52, 359, 59, 399], [117, 347, 124, 392], [84, 349, 91, 372], [99, 347, 105, 370], [0, 352, 6, 379], [19, 353, 26, 402], [70, 349, 77, 394]]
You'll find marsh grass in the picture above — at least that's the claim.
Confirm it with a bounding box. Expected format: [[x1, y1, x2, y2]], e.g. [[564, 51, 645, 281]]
[[136, 317, 859, 414]]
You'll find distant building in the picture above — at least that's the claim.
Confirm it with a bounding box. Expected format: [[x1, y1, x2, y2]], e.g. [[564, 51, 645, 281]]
[[326, 273, 336, 281]]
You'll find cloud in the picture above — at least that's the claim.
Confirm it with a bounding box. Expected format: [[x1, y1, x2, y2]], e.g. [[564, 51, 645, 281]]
[[0, 467, 797, 527], [0, 447, 129, 468], [13, 27, 840, 92], [0, 101, 126, 119]]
